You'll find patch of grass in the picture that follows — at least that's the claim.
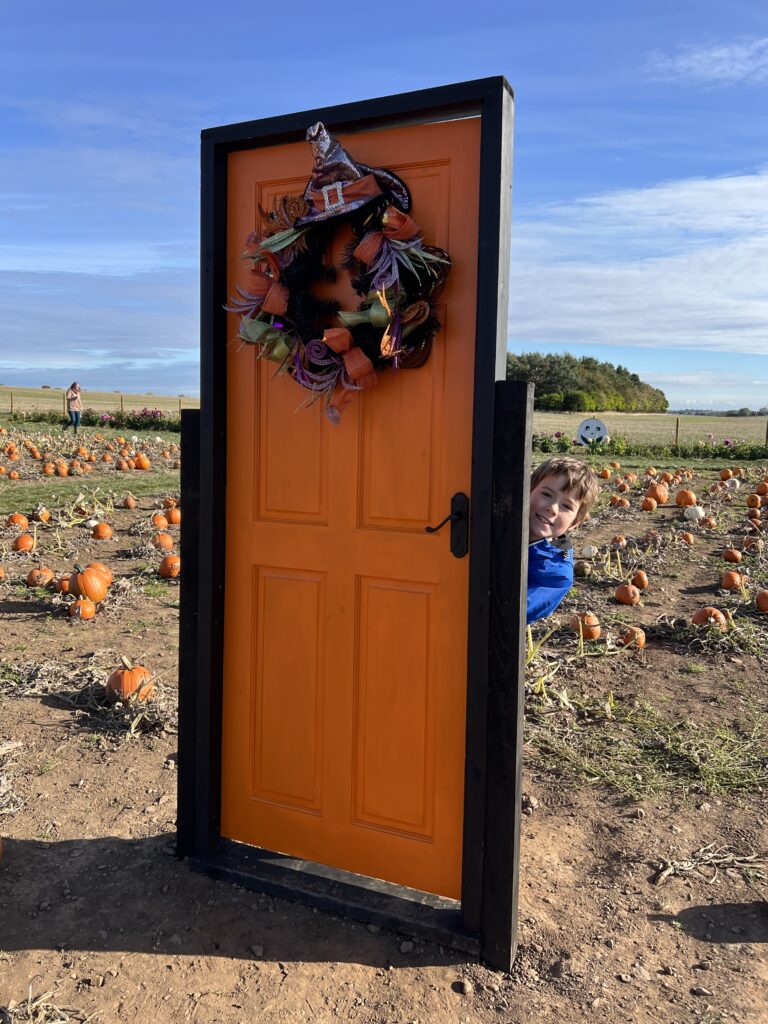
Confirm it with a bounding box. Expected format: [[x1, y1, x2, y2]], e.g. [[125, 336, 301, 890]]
[[682, 662, 706, 674], [526, 688, 768, 800], [142, 581, 168, 598], [0, 471, 180, 516]]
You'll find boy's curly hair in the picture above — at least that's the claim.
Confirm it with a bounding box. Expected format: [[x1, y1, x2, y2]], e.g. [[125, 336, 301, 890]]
[[530, 456, 600, 525]]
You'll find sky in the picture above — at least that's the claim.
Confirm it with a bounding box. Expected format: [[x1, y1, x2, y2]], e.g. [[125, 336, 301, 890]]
[[1, 1, 767, 409]]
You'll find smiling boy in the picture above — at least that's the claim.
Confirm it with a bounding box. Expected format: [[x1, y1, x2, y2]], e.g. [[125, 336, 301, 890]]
[[527, 456, 600, 625]]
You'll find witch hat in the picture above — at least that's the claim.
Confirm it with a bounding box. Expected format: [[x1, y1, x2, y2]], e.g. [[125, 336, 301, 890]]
[[296, 122, 410, 225]]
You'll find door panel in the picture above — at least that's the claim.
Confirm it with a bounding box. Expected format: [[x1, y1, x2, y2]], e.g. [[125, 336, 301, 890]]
[[222, 117, 480, 898]]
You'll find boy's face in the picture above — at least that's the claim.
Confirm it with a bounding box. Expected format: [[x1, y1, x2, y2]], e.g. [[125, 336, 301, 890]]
[[529, 473, 581, 542]]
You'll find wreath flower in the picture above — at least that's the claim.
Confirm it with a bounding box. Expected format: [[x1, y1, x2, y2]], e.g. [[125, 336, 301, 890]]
[[226, 123, 451, 422]]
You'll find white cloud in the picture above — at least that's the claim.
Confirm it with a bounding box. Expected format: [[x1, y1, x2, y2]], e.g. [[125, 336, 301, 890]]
[[509, 168, 768, 357], [648, 37, 768, 84]]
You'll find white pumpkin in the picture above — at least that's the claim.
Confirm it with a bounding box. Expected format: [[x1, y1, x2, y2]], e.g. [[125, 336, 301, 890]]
[[684, 505, 706, 522], [581, 545, 599, 558]]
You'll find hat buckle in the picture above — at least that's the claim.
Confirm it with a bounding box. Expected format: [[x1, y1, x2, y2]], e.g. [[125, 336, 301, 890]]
[[321, 182, 345, 213]]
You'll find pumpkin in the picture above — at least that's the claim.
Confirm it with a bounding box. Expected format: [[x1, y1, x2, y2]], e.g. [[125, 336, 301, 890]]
[[569, 612, 601, 641], [166, 507, 181, 525], [621, 626, 646, 650], [55, 577, 70, 594], [743, 536, 763, 552], [691, 607, 727, 630], [599, 468, 611, 480], [31, 505, 50, 523], [615, 583, 641, 605], [631, 570, 649, 590], [573, 559, 591, 578], [12, 533, 34, 553], [92, 523, 113, 540], [675, 489, 697, 507], [151, 512, 169, 530], [755, 482, 768, 496], [86, 561, 113, 586], [721, 570, 742, 591], [0, 566, 5, 580], [660, 471, 674, 484], [617, 497, 630, 509], [720, 468, 733, 480], [101, 452, 113, 462], [162, 497, 178, 509], [581, 545, 598, 558], [722, 548, 742, 563], [756, 590, 768, 614], [116, 459, 129, 471], [641, 497, 657, 512], [7, 471, 20, 480], [6, 513, 29, 530], [610, 460, 621, 469], [158, 554, 181, 579], [105, 656, 155, 703], [616, 481, 629, 493], [151, 532, 174, 551], [134, 453, 151, 471], [26, 567, 54, 588], [645, 483, 669, 504], [611, 535, 627, 549], [700, 516, 717, 529], [123, 494, 137, 509], [68, 564, 109, 604], [645, 467, 657, 477], [684, 505, 705, 522], [69, 598, 97, 620], [42, 462, 55, 475]]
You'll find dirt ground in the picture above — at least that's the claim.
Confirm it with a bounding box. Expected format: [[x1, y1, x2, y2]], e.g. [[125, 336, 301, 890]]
[[1, 454, 767, 1023]]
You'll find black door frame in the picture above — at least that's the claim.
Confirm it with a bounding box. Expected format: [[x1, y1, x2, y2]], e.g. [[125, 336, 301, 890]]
[[177, 76, 532, 970]]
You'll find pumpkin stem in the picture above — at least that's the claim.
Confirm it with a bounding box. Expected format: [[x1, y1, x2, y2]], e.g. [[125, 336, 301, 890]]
[[120, 655, 133, 670], [74, 563, 85, 572]]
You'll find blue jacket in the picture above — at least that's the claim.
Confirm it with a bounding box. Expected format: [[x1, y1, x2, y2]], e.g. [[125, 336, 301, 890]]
[[527, 538, 574, 625]]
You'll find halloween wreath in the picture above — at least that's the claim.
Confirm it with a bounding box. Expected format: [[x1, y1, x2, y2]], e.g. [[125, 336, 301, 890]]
[[226, 123, 452, 422]]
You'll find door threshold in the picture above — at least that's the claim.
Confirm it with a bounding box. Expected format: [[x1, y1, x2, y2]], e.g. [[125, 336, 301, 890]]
[[185, 838, 480, 955]]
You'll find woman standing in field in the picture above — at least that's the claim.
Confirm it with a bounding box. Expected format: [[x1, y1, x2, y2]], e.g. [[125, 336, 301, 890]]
[[63, 382, 83, 434]]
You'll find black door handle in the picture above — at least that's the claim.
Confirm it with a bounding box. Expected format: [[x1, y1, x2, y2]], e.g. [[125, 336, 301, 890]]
[[425, 492, 469, 558]]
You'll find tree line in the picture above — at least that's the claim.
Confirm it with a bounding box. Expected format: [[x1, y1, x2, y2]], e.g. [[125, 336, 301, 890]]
[[506, 353, 668, 412]]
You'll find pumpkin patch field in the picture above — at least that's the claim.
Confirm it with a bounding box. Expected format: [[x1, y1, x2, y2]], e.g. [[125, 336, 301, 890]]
[[1, 428, 767, 1024]]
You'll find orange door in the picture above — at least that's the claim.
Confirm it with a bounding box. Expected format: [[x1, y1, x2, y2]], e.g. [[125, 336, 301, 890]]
[[221, 117, 480, 899]]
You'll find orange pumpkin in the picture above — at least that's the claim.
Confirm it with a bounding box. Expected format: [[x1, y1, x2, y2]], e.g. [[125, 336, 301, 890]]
[[611, 535, 627, 549], [105, 656, 155, 703], [68, 564, 109, 604], [674, 489, 697, 507], [720, 468, 733, 481], [747, 494, 761, 509], [12, 533, 34, 553], [123, 494, 137, 509], [641, 497, 657, 512], [700, 516, 717, 529], [756, 590, 768, 614], [691, 607, 727, 630], [721, 570, 742, 591], [151, 512, 169, 530], [615, 583, 641, 605], [6, 513, 29, 530], [86, 561, 113, 586], [645, 483, 669, 504], [722, 548, 742, 563], [569, 612, 601, 641], [134, 453, 151, 471], [631, 570, 649, 590], [26, 567, 54, 588], [621, 626, 646, 650], [69, 598, 97, 620], [92, 523, 113, 540], [599, 468, 611, 480], [158, 554, 181, 578], [55, 577, 70, 594], [755, 482, 768, 496], [166, 507, 181, 526], [151, 532, 174, 551]]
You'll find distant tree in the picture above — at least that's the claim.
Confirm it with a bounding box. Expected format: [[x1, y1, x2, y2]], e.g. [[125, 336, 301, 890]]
[[506, 352, 667, 412]]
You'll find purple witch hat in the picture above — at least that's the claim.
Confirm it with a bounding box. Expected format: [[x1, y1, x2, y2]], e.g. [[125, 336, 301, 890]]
[[296, 123, 411, 225]]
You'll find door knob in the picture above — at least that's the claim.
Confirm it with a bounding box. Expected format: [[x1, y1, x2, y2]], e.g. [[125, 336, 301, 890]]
[[425, 492, 469, 558]]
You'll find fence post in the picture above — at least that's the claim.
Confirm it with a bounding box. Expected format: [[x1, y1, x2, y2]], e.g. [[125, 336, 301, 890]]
[[675, 417, 680, 448], [63, 391, 67, 415], [9, 392, 13, 415], [120, 394, 124, 414], [765, 419, 768, 447], [178, 397, 182, 415]]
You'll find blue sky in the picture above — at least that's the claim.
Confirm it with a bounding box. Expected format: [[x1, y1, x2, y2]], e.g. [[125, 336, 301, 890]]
[[1, 1, 766, 408]]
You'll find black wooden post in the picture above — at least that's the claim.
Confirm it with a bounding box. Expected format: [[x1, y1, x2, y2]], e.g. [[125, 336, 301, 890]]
[[481, 379, 533, 970]]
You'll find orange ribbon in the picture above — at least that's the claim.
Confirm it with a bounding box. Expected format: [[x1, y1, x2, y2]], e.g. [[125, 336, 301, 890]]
[[322, 328, 377, 417], [351, 207, 420, 265], [306, 173, 382, 214], [261, 281, 289, 316]]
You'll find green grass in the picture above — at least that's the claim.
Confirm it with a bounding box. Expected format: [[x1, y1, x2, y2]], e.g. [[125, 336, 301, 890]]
[[0, 471, 180, 516], [0, 384, 198, 416], [533, 410, 768, 446], [526, 689, 768, 800]]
